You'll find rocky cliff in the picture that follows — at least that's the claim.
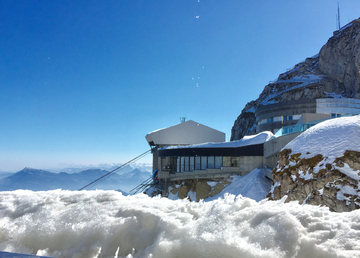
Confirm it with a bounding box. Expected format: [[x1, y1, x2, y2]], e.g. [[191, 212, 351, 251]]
[[267, 115, 360, 212], [231, 19, 360, 140]]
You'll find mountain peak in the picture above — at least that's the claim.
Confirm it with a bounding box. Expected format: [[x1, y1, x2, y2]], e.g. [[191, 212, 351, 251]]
[[231, 18, 360, 140]]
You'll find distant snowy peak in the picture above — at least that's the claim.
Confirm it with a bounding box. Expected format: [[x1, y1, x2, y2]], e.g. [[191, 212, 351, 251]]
[[19, 167, 52, 175], [231, 19, 360, 140]]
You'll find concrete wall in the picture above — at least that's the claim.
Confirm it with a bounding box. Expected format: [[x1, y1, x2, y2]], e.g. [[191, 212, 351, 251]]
[[298, 113, 330, 124], [264, 132, 301, 159], [265, 155, 279, 170], [239, 156, 264, 171]]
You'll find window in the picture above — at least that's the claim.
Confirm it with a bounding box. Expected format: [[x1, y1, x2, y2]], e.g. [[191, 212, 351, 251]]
[[201, 156, 207, 170], [180, 157, 185, 172], [288, 115, 293, 120], [274, 116, 282, 122], [195, 156, 201, 170], [190, 157, 194, 172], [176, 157, 180, 172], [184, 157, 189, 172], [215, 156, 222, 169], [208, 156, 215, 169]]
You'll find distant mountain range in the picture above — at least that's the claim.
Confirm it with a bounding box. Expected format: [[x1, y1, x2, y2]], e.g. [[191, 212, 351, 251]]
[[0, 167, 152, 193], [45, 163, 152, 174]]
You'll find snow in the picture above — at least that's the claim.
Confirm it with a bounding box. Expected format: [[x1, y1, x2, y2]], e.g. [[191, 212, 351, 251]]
[[280, 115, 360, 204], [207, 181, 217, 187], [324, 91, 345, 98], [269, 181, 280, 198], [261, 74, 323, 105], [283, 115, 360, 180], [244, 107, 255, 113], [299, 170, 313, 180], [166, 169, 271, 202], [1, 190, 360, 257], [187, 190, 196, 201], [162, 131, 273, 150], [339, 22, 353, 33], [206, 168, 272, 202]]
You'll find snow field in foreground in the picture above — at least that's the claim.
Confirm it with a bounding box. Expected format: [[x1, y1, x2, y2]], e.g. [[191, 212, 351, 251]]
[[0, 190, 360, 258]]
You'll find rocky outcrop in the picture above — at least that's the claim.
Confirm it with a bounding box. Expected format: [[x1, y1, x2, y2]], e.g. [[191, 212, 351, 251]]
[[168, 178, 232, 201], [231, 19, 360, 141], [268, 149, 360, 212], [267, 115, 360, 212]]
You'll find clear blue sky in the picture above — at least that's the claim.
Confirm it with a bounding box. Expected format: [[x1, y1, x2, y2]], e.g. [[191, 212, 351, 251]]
[[1, 0, 360, 171]]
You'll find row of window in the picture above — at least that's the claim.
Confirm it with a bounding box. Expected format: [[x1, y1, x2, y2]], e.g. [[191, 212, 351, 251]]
[[331, 113, 343, 118], [161, 156, 240, 173], [257, 115, 301, 125]]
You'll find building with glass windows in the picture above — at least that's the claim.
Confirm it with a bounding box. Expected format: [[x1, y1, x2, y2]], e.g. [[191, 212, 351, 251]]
[[146, 98, 360, 196], [255, 98, 360, 134], [147, 127, 272, 185], [145, 119, 226, 172]]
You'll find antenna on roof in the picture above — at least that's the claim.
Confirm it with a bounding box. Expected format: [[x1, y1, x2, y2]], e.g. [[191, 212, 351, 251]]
[[337, 2, 341, 30], [180, 117, 186, 123]]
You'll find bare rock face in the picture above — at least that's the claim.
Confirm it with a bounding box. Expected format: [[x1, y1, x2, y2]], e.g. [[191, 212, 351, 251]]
[[267, 149, 360, 212], [230, 101, 256, 141], [168, 178, 231, 201], [231, 19, 360, 140], [319, 21, 360, 98]]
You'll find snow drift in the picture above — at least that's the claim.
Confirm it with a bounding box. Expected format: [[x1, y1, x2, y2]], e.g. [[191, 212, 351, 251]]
[[1, 190, 360, 257]]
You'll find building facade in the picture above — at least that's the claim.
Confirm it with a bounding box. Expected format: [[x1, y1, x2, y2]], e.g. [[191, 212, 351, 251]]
[[255, 98, 360, 133]]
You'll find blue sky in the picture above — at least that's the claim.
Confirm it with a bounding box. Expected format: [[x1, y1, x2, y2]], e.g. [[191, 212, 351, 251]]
[[1, 0, 360, 171]]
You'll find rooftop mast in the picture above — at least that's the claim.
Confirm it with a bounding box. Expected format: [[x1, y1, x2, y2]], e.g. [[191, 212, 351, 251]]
[[337, 2, 341, 30]]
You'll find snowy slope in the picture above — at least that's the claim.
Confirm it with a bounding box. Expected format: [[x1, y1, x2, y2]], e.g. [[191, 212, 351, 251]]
[[206, 169, 272, 202]]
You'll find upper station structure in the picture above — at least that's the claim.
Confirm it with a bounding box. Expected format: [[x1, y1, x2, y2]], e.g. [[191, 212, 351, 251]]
[[146, 98, 360, 196]]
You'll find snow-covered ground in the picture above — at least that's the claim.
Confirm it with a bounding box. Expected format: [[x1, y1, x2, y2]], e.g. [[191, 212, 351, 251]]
[[1, 190, 360, 258], [206, 168, 272, 202]]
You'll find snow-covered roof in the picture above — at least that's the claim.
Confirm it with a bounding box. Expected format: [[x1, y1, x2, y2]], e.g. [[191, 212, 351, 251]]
[[161, 131, 274, 150]]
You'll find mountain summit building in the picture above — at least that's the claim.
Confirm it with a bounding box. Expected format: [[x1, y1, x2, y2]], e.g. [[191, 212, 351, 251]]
[[146, 120, 225, 172]]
